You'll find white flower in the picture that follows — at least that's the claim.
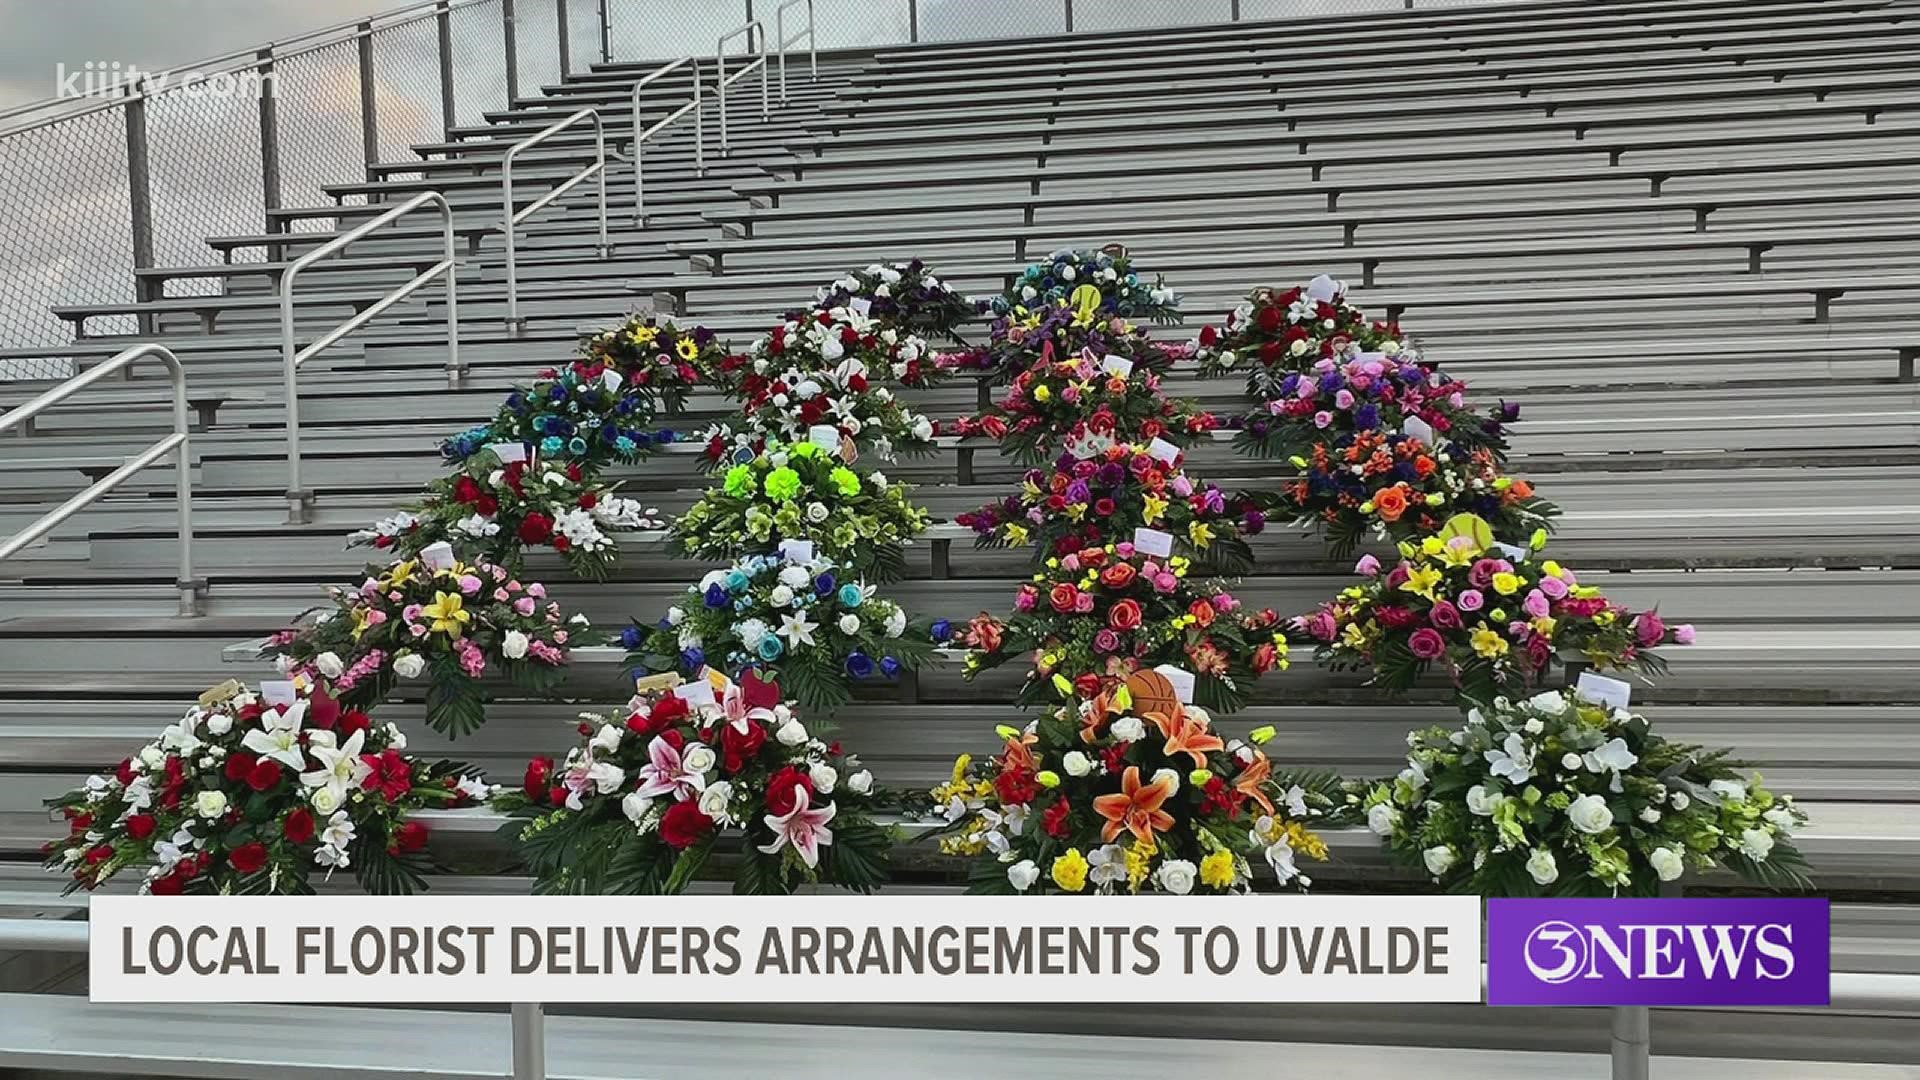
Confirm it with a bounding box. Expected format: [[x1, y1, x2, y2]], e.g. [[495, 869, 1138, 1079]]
[[206, 712, 233, 736], [698, 781, 734, 824], [1151, 768, 1181, 795], [315, 652, 344, 679], [1367, 803, 1400, 835], [1422, 845, 1456, 877], [1583, 737, 1639, 774], [910, 415, 933, 441], [1484, 734, 1534, 784], [846, 770, 873, 795], [309, 785, 343, 815], [1567, 793, 1614, 834], [682, 745, 717, 776], [838, 614, 860, 635], [1007, 859, 1040, 891], [1650, 845, 1685, 882], [194, 790, 228, 819], [1763, 807, 1797, 830], [809, 763, 838, 794], [1155, 859, 1198, 895], [502, 630, 530, 660], [777, 611, 819, 648], [1062, 751, 1091, 777], [1526, 848, 1560, 885], [883, 608, 907, 638], [775, 718, 808, 746], [393, 653, 426, 679], [805, 502, 830, 523], [778, 565, 811, 590], [1560, 753, 1583, 771], [138, 745, 165, 770], [666, 606, 686, 627], [1738, 828, 1776, 862], [1523, 719, 1545, 735], [318, 810, 356, 852], [1398, 762, 1427, 790], [1670, 791, 1691, 811], [736, 618, 770, 650], [1109, 716, 1146, 743], [591, 724, 623, 754], [868, 472, 888, 490], [241, 702, 308, 769], [301, 728, 370, 807], [1465, 784, 1500, 817], [770, 584, 795, 607], [621, 791, 654, 824], [1709, 779, 1748, 803], [1526, 690, 1569, 713]]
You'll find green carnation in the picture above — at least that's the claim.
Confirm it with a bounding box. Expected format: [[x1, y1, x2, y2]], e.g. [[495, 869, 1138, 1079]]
[[829, 466, 861, 498], [789, 442, 822, 459], [723, 465, 754, 497], [764, 466, 802, 502]]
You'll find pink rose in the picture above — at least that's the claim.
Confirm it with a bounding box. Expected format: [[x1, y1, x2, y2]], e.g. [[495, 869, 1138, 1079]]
[[1429, 600, 1462, 630], [1633, 611, 1667, 648], [1673, 624, 1696, 645], [1334, 389, 1355, 410], [1170, 475, 1193, 497], [1385, 564, 1411, 590], [1212, 592, 1238, 613], [1299, 610, 1338, 643], [1355, 554, 1382, 577], [528, 583, 547, 599], [1115, 542, 1136, 559], [403, 604, 423, 622], [1522, 590, 1551, 619], [1537, 575, 1569, 600], [457, 574, 483, 595], [1407, 627, 1446, 660], [514, 597, 537, 616], [1014, 586, 1039, 613], [1314, 411, 1334, 429], [1093, 629, 1121, 654], [1153, 573, 1178, 593], [1457, 589, 1485, 612], [364, 609, 388, 626], [553, 630, 568, 645], [1074, 592, 1095, 614]]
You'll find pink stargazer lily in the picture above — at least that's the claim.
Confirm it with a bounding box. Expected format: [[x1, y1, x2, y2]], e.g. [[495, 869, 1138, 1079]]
[[758, 786, 836, 869], [719, 682, 777, 735], [633, 735, 708, 802]]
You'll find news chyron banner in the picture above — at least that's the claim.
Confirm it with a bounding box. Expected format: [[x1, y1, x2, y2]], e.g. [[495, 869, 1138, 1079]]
[[91, 895, 1481, 1003]]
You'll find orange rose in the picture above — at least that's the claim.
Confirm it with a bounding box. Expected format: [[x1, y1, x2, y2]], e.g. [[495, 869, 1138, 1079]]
[[1100, 562, 1137, 590], [1508, 478, 1535, 500], [1374, 485, 1410, 522], [1048, 584, 1079, 613], [1414, 456, 1437, 478], [1109, 599, 1143, 631], [1188, 599, 1216, 627]]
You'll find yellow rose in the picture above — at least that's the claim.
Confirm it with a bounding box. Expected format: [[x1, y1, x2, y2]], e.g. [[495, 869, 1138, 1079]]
[[1051, 848, 1090, 892], [1491, 571, 1522, 596]]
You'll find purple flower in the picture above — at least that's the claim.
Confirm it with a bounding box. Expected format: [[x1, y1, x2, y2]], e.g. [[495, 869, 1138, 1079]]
[[1354, 403, 1381, 430], [1334, 389, 1355, 410], [1538, 575, 1569, 600], [1242, 510, 1266, 534], [1093, 628, 1121, 654], [1355, 554, 1382, 577], [1096, 462, 1125, 487]]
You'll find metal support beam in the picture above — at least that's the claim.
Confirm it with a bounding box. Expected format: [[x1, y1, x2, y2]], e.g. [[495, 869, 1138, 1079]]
[[123, 83, 156, 336], [598, 0, 611, 61], [908, 0, 918, 42], [511, 1003, 546, 1080], [1064, 0, 1073, 32], [357, 22, 379, 175], [557, 0, 571, 74], [436, 0, 456, 135], [257, 47, 281, 224], [503, 0, 520, 105]]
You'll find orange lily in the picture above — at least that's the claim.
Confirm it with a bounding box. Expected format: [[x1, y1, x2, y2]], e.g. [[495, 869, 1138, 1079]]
[[1155, 709, 1225, 769], [1000, 733, 1037, 773], [1093, 766, 1176, 844], [1234, 751, 1277, 817], [1081, 685, 1123, 744]]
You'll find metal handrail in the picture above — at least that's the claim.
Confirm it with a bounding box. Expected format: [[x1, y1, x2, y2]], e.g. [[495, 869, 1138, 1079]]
[[626, 57, 704, 226], [716, 21, 769, 156], [280, 190, 459, 524], [776, 0, 817, 104], [0, 345, 197, 616], [503, 106, 610, 332]]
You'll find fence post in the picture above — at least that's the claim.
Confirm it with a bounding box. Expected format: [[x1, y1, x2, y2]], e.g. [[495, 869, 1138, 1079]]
[[1231, 0, 1241, 19], [257, 47, 281, 228], [598, 0, 611, 61], [510, 1002, 546, 1080], [557, 0, 571, 75], [436, 0, 456, 135], [124, 82, 156, 336], [1064, 0, 1073, 32], [504, 0, 521, 105], [908, 0, 918, 42], [357, 22, 380, 176]]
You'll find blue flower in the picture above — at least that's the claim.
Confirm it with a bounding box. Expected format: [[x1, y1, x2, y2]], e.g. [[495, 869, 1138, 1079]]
[[704, 583, 730, 609], [620, 625, 644, 649], [838, 583, 864, 608], [880, 656, 901, 678], [550, 384, 568, 403], [1354, 403, 1381, 430], [656, 429, 676, 443], [568, 437, 588, 455], [756, 635, 785, 661], [845, 651, 874, 680], [814, 572, 836, 597], [930, 618, 952, 643], [681, 646, 705, 670], [725, 570, 750, 593], [541, 436, 563, 453], [615, 436, 637, 453]]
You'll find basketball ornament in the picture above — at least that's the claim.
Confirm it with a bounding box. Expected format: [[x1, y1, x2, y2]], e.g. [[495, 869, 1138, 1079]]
[[1124, 668, 1182, 724]]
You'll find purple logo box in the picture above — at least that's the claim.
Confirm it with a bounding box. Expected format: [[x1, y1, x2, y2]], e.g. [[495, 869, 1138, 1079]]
[[1487, 898, 1829, 1007]]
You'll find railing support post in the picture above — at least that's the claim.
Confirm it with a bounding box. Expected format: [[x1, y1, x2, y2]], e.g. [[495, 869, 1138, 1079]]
[[436, 0, 457, 136], [1064, 0, 1073, 33], [598, 0, 611, 61], [557, 0, 571, 74], [257, 47, 281, 227], [124, 83, 156, 337], [908, 0, 918, 42], [357, 22, 380, 177], [511, 1002, 546, 1080], [503, 0, 521, 104]]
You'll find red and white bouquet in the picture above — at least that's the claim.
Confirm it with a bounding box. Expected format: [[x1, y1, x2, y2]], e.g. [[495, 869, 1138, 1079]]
[[814, 259, 976, 351], [945, 344, 1217, 464]]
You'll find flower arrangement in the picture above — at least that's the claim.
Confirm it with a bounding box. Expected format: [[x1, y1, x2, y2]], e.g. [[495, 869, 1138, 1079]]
[[441, 361, 682, 473], [961, 543, 1290, 713], [700, 308, 936, 466], [349, 450, 664, 581], [956, 442, 1260, 574], [577, 313, 720, 416], [1235, 352, 1509, 463], [957, 290, 1174, 385], [670, 441, 930, 582], [945, 344, 1218, 465], [42, 678, 486, 895], [262, 553, 585, 738], [1195, 276, 1405, 396], [814, 259, 977, 349], [1296, 516, 1692, 706], [930, 669, 1334, 894], [496, 670, 892, 895], [986, 246, 1180, 326], [1363, 689, 1810, 895], [629, 552, 933, 712]]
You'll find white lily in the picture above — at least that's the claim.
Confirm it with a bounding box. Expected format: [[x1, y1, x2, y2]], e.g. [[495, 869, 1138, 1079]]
[[242, 701, 309, 770], [300, 728, 370, 804]]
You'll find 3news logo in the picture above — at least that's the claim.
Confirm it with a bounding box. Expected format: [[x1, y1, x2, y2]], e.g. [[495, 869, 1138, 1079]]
[[1487, 898, 1830, 1006]]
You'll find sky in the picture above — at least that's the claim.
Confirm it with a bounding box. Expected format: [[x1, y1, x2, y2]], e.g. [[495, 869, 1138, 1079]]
[[0, 0, 392, 109]]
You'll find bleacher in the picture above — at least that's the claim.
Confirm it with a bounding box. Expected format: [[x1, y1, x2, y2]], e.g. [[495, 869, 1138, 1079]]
[[1, 0, 1918, 1073]]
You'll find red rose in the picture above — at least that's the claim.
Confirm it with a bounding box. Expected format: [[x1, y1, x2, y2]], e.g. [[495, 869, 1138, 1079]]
[[475, 494, 500, 516], [651, 693, 691, 726], [1108, 598, 1143, 631], [453, 475, 483, 505], [228, 842, 269, 876], [338, 709, 372, 737], [116, 758, 138, 785], [766, 766, 815, 817], [1256, 305, 1283, 333], [1048, 583, 1079, 613], [566, 463, 583, 482], [391, 820, 430, 854], [659, 800, 715, 850], [283, 807, 316, 845], [85, 843, 113, 866], [1073, 673, 1102, 698], [1188, 599, 1216, 628], [721, 720, 768, 774], [578, 491, 599, 510], [1041, 798, 1073, 839], [1099, 563, 1136, 590], [224, 751, 258, 783], [149, 871, 185, 895], [518, 513, 554, 545], [246, 758, 282, 792], [552, 534, 571, 552], [1094, 497, 1117, 518], [524, 756, 556, 801], [1198, 325, 1219, 347], [124, 813, 157, 840]]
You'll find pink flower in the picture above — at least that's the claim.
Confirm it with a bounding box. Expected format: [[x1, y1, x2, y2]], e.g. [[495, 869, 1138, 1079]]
[[1355, 554, 1382, 577], [514, 597, 537, 616], [1074, 592, 1095, 614], [1170, 475, 1194, 497], [1457, 589, 1485, 612], [409, 623, 429, 638], [634, 734, 709, 802], [1211, 592, 1238, 613], [1299, 610, 1338, 643], [528, 583, 547, 599], [1115, 542, 1136, 559], [1537, 575, 1569, 600], [1313, 411, 1334, 429], [493, 588, 509, 602], [403, 604, 423, 622], [1014, 586, 1039, 613], [363, 609, 388, 626], [1152, 572, 1178, 593], [1429, 600, 1462, 630], [457, 574, 483, 595], [758, 785, 837, 870], [1093, 629, 1122, 654], [529, 641, 565, 664], [1522, 590, 1551, 619], [1408, 627, 1447, 660], [1385, 564, 1411, 590], [1334, 389, 1355, 410], [1673, 624, 1696, 645], [1633, 611, 1667, 648], [1469, 559, 1512, 588]]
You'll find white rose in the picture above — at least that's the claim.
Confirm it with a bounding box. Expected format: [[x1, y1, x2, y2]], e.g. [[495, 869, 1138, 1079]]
[[1422, 845, 1456, 876], [698, 781, 733, 821], [806, 502, 830, 523], [138, 746, 165, 769], [1560, 753, 1583, 771], [1155, 859, 1197, 895], [1367, 803, 1400, 835], [1382, 340, 1401, 356], [682, 745, 717, 775], [1109, 716, 1146, 743], [770, 585, 795, 606], [591, 725, 623, 754], [1649, 845, 1685, 882], [779, 565, 811, 589], [1526, 848, 1559, 885], [1062, 751, 1091, 777], [1763, 807, 1797, 829], [621, 791, 653, 824], [206, 713, 233, 736], [194, 790, 228, 818], [911, 415, 933, 441], [310, 785, 343, 815], [1007, 859, 1040, 891], [1738, 828, 1775, 862], [1465, 784, 1499, 817], [666, 606, 686, 627], [868, 472, 888, 490], [838, 614, 860, 635], [1526, 690, 1569, 713], [1639, 807, 1662, 824], [1709, 779, 1748, 803], [502, 630, 530, 660], [775, 719, 808, 746], [392, 653, 426, 679], [1566, 793, 1614, 834], [315, 651, 344, 679], [1670, 791, 1690, 811], [884, 609, 907, 638], [1151, 768, 1181, 795], [846, 770, 873, 795], [808, 763, 838, 794]]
